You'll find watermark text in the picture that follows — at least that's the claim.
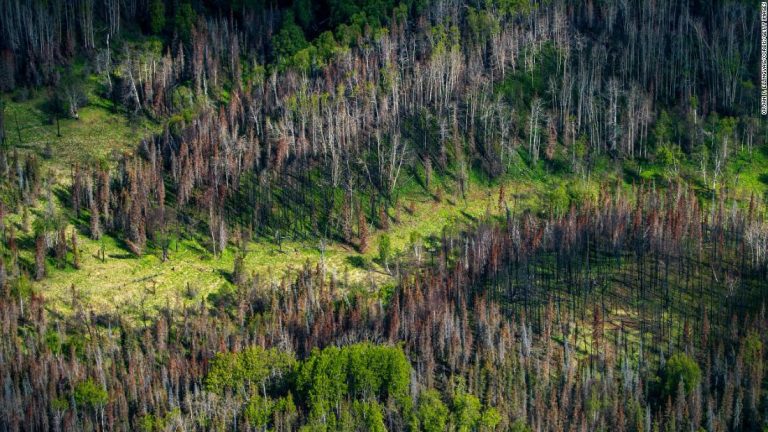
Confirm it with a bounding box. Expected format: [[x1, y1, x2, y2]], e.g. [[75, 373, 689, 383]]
[[761, 2, 767, 114]]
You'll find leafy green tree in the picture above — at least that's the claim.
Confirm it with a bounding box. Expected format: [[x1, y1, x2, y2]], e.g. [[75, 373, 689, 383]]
[[287, 46, 316, 73], [654, 110, 673, 146], [378, 234, 392, 269], [662, 353, 701, 398], [480, 407, 502, 431], [574, 133, 588, 161], [314, 31, 339, 66], [74, 378, 108, 408], [653, 110, 683, 173], [296, 343, 411, 423], [247, 394, 297, 430], [394, 2, 409, 22], [656, 144, 681, 168], [453, 390, 481, 432], [329, 0, 363, 27], [713, 116, 737, 156], [329, 0, 396, 28], [205, 346, 296, 395], [174, 2, 196, 42], [293, 0, 314, 31], [244, 394, 274, 429], [416, 389, 448, 432], [466, 7, 500, 47], [509, 420, 533, 432], [743, 332, 763, 365], [494, 0, 532, 16], [232, 252, 246, 286], [297, 346, 348, 420], [354, 400, 387, 432], [333, 405, 356, 431], [139, 409, 180, 432], [51, 71, 87, 120], [335, 19, 364, 47], [147, 0, 166, 34], [272, 11, 308, 61], [547, 185, 569, 217], [51, 396, 69, 412]]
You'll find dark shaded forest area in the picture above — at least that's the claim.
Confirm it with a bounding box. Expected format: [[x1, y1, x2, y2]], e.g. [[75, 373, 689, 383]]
[[0, 0, 766, 431]]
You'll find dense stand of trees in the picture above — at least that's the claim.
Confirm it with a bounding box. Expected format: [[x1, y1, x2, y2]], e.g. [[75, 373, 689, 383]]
[[0, 1, 767, 431], [3, 0, 757, 260], [1, 186, 768, 430]]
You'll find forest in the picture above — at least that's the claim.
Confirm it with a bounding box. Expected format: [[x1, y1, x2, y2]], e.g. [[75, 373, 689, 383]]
[[0, 0, 766, 430]]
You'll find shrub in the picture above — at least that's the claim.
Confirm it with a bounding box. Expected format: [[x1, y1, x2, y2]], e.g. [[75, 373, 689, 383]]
[[453, 390, 481, 432], [74, 379, 108, 408], [205, 346, 296, 395], [416, 389, 448, 432], [662, 353, 701, 398], [547, 184, 570, 216], [295, 343, 412, 421]]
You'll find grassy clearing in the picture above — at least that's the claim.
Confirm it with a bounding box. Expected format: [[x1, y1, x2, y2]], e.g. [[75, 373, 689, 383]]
[[724, 146, 768, 201], [3, 86, 159, 177], [36, 173, 552, 316], [36, 232, 372, 315], [35, 145, 766, 318]]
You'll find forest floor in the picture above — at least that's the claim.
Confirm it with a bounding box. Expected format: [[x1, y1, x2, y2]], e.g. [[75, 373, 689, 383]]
[[3, 87, 159, 175]]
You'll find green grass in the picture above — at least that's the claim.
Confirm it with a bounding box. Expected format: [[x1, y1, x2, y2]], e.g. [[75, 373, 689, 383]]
[[3, 85, 160, 177], [27, 160, 575, 317], [35, 175, 547, 316], [723, 146, 768, 201], [36, 231, 372, 315]]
